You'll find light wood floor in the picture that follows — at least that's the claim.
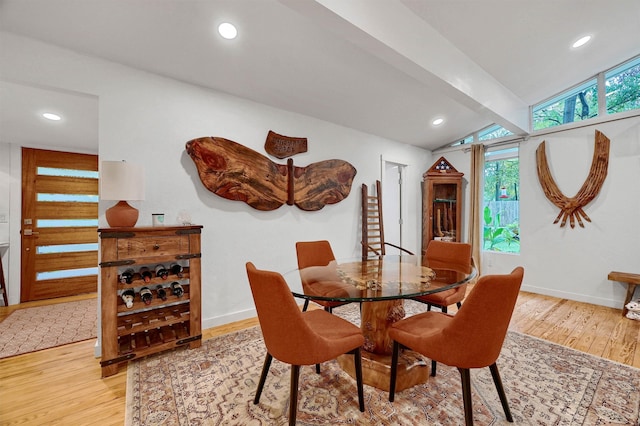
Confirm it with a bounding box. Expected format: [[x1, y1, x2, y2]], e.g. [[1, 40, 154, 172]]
[[1, 290, 639, 425]]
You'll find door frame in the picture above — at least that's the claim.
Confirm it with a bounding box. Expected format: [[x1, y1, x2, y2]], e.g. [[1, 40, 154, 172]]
[[380, 156, 409, 253]]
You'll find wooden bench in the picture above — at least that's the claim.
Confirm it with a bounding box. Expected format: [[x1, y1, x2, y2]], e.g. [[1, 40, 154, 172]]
[[608, 271, 640, 316]]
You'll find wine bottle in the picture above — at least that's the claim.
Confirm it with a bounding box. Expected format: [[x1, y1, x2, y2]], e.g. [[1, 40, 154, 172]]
[[170, 263, 184, 278], [119, 268, 134, 284], [171, 281, 184, 298], [120, 289, 135, 309], [140, 287, 153, 305], [156, 285, 167, 301], [139, 267, 152, 283], [155, 264, 169, 280]]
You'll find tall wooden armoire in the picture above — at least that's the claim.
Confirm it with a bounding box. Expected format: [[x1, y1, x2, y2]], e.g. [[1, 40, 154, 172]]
[[422, 157, 463, 256]]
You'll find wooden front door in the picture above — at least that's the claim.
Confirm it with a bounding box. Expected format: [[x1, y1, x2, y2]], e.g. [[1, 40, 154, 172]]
[[21, 148, 99, 302]]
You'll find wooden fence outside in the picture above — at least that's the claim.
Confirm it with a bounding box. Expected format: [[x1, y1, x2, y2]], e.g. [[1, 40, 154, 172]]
[[484, 200, 519, 227]]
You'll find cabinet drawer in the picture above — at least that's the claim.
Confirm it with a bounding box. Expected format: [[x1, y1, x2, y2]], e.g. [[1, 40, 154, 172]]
[[117, 235, 190, 259]]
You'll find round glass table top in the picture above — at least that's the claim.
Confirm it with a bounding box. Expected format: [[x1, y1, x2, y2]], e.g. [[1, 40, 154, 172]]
[[283, 254, 476, 302]]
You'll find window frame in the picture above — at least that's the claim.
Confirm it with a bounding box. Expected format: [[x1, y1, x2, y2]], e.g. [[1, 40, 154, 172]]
[[531, 55, 640, 133], [483, 146, 520, 254], [604, 55, 640, 114], [531, 78, 598, 131]]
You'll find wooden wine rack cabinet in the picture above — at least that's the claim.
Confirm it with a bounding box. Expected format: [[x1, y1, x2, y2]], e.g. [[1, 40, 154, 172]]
[[98, 225, 202, 377]]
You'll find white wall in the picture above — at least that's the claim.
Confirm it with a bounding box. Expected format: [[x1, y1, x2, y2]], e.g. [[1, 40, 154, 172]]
[[440, 116, 640, 307], [2, 30, 638, 321], [519, 119, 640, 306], [0, 32, 431, 326]]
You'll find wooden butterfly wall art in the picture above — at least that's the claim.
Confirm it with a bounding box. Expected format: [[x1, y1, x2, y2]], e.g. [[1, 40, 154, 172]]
[[185, 131, 357, 211]]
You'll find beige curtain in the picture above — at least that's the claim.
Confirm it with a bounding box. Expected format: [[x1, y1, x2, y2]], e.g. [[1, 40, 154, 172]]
[[468, 144, 485, 275]]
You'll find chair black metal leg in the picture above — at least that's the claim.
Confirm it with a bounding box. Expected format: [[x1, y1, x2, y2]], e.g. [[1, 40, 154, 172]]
[[352, 348, 365, 412], [254, 353, 273, 404], [489, 363, 513, 422], [302, 300, 309, 312], [431, 359, 437, 377], [442, 305, 448, 314], [289, 365, 300, 426], [315, 363, 321, 374], [389, 341, 400, 402], [427, 304, 432, 312], [458, 367, 474, 426]]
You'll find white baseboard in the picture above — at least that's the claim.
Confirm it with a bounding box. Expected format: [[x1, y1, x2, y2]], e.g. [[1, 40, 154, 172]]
[[520, 284, 622, 310], [202, 307, 257, 330]]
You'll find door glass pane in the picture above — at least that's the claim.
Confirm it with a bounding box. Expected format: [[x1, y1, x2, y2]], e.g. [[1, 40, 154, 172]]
[[37, 219, 99, 227], [37, 167, 99, 179], [37, 193, 99, 202], [37, 243, 99, 254], [37, 267, 99, 280]]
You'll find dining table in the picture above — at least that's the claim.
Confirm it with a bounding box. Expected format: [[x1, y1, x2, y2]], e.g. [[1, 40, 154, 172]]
[[284, 254, 477, 391]]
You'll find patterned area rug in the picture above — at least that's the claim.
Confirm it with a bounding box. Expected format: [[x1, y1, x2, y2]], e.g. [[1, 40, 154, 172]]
[[126, 303, 640, 425], [0, 298, 97, 359]]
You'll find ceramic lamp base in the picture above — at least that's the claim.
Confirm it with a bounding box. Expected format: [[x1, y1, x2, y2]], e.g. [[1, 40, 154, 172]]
[[105, 200, 139, 227]]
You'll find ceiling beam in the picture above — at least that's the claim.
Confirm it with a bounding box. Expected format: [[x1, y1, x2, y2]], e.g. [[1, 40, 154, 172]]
[[281, 0, 529, 137]]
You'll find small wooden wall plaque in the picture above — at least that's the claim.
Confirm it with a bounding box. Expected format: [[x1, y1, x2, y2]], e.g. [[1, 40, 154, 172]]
[[264, 130, 308, 159]]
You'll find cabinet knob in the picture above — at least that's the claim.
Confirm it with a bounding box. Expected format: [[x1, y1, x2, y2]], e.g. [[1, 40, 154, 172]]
[[153, 244, 160, 250]]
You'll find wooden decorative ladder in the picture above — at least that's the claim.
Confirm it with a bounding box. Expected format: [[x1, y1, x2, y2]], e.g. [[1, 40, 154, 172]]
[[361, 181, 384, 258]]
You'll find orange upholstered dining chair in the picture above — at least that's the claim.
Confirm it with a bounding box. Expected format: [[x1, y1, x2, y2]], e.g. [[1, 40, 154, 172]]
[[413, 240, 473, 313], [389, 267, 524, 426], [246, 262, 365, 426], [296, 240, 352, 313]]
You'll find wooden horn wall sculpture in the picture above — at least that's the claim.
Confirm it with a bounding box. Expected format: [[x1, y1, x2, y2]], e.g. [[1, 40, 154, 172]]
[[535, 130, 610, 228], [185, 136, 357, 211]]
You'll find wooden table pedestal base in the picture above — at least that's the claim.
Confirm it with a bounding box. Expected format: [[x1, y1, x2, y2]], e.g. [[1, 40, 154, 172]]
[[337, 348, 431, 392]]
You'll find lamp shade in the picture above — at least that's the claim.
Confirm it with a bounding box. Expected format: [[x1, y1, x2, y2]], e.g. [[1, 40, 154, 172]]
[[100, 161, 145, 201], [100, 161, 145, 227]]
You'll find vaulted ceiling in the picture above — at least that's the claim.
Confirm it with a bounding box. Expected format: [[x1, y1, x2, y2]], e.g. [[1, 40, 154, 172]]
[[1, 0, 639, 151]]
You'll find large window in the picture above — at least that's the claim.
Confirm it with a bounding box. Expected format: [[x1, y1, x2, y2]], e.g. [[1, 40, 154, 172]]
[[443, 55, 640, 151], [483, 148, 519, 253], [533, 55, 640, 131], [451, 124, 512, 147], [478, 124, 513, 141], [532, 79, 598, 130], [605, 56, 640, 114]]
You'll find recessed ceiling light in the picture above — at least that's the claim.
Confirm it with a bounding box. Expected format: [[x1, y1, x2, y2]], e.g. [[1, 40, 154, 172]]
[[432, 118, 444, 126], [572, 35, 592, 48], [42, 112, 61, 121], [218, 22, 237, 40]]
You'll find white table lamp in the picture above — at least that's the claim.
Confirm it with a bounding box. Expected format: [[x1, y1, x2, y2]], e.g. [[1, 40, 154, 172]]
[[100, 161, 145, 227]]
